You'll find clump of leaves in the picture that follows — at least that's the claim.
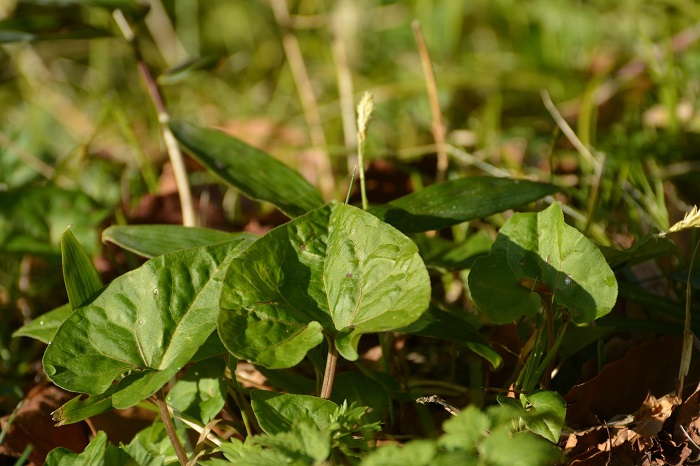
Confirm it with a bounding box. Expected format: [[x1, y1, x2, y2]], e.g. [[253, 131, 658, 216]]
[[361, 404, 562, 466]]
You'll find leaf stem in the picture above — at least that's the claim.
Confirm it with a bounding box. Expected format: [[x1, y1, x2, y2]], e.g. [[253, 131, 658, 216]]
[[156, 389, 188, 466], [320, 337, 339, 399]]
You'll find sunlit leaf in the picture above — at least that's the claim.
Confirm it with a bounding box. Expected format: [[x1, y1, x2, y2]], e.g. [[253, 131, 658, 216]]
[[469, 203, 617, 324], [218, 202, 431, 367], [43, 238, 253, 408], [520, 390, 566, 443]]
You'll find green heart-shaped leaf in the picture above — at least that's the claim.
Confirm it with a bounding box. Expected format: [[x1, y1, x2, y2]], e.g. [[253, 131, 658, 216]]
[[218, 202, 431, 367], [43, 237, 254, 405], [469, 203, 617, 324]]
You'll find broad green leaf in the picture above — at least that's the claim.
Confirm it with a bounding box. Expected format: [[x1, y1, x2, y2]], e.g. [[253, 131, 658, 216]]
[[12, 304, 73, 344], [103, 224, 256, 258], [52, 386, 115, 426], [396, 305, 502, 369], [62, 227, 103, 310], [520, 390, 566, 443], [166, 358, 226, 424], [170, 120, 324, 218], [218, 202, 431, 367], [251, 391, 338, 435], [469, 203, 618, 324], [43, 238, 253, 406], [368, 177, 559, 233]]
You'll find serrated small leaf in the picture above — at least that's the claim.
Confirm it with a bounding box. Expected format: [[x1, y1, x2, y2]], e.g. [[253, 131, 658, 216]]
[[44, 431, 135, 466], [251, 391, 338, 435], [368, 177, 558, 233], [360, 439, 436, 466], [103, 224, 256, 258], [62, 227, 103, 310], [170, 120, 324, 218], [219, 203, 431, 367], [469, 203, 617, 324], [43, 238, 252, 406]]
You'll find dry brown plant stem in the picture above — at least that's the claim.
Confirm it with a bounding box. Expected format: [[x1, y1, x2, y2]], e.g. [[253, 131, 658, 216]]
[[270, 0, 335, 199], [412, 20, 448, 182]]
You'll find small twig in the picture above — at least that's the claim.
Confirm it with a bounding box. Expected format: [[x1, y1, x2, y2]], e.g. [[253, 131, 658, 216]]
[[270, 0, 335, 199], [113, 10, 196, 227], [156, 389, 188, 466], [416, 395, 460, 416], [412, 20, 448, 182]]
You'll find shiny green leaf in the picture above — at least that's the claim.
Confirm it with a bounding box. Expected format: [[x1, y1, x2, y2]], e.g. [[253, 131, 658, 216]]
[[103, 224, 256, 258], [368, 177, 558, 233], [170, 120, 324, 218], [469, 203, 617, 324], [43, 238, 253, 407], [12, 304, 73, 344], [218, 203, 431, 367]]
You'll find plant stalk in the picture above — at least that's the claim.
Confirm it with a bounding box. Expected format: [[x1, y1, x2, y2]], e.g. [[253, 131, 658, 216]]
[[113, 10, 196, 227], [356, 92, 374, 210], [412, 20, 448, 182], [320, 337, 339, 399], [156, 389, 188, 466]]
